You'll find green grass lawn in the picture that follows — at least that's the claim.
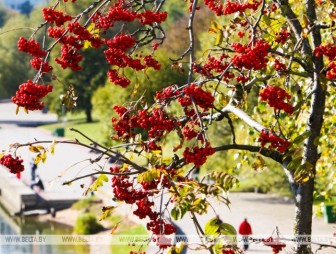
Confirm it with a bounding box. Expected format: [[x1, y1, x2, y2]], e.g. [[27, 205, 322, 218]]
[[40, 113, 107, 145]]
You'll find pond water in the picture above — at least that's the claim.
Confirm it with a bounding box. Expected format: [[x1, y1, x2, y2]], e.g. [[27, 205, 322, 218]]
[[0, 204, 91, 254]]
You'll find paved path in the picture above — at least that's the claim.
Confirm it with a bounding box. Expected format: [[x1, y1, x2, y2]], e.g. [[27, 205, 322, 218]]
[[0, 101, 335, 254]]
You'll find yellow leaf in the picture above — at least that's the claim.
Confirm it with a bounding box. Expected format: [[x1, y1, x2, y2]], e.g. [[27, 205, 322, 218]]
[[211, 21, 222, 31], [50, 140, 56, 155], [208, 28, 218, 34], [34, 154, 42, 164], [175, 242, 186, 254], [302, 15, 309, 29], [215, 31, 224, 46], [29, 146, 41, 153], [110, 224, 119, 234], [16, 106, 20, 115], [41, 151, 47, 163], [99, 206, 116, 221]]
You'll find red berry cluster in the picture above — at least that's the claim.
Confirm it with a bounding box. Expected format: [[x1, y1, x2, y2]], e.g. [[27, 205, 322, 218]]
[[112, 106, 176, 150], [104, 34, 161, 86], [231, 39, 270, 70], [110, 166, 177, 249], [17, 37, 46, 58], [155, 86, 181, 101], [137, 108, 176, 139], [222, 249, 234, 254], [204, 0, 261, 16], [183, 143, 215, 167], [262, 237, 286, 254], [314, 44, 336, 79], [107, 70, 131, 88], [182, 121, 203, 141], [12, 80, 53, 111], [259, 86, 293, 114], [258, 129, 290, 153], [55, 45, 83, 71], [67, 22, 104, 48], [93, 2, 167, 29], [92, 3, 137, 30], [178, 84, 215, 111], [64, 0, 76, 2], [273, 59, 287, 72], [223, 0, 261, 15], [193, 55, 234, 81], [236, 75, 249, 84], [138, 10, 168, 25], [42, 8, 72, 27], [0, 154, 24, 174], [112, 105, 136, 139], [144, 55, 161, 70], [275, 29, 291, 44], [30, 57, 53, 73]]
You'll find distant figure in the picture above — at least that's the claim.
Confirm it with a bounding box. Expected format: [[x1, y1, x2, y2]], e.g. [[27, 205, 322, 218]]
[[30, 159, 37, 181], [30, 175, 44, 191], [238, 218, 253, 251]]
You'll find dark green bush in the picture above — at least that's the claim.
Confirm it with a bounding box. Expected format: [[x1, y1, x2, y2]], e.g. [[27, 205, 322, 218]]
[[73, 212, 104, 235]]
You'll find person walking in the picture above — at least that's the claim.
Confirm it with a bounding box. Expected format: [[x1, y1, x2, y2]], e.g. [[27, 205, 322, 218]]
[[238, 218, 252, 251], [30, 158, 37, 181]]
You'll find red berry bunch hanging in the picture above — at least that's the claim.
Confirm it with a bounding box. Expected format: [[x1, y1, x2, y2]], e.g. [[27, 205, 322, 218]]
[[231, 39, 270, 70], [274, 59, 287, 72], [262, 237, 286, 254], [55, 45, 83, 71], [223, 0, 261, 15], [112, 105, 138, 139], [110, 166, 176, 249], [183, 143, 215, 167], [138, 10, 168, 25], [259, 86, 294, 114], [30, 57, 53, 73], [42, 8, 72, 27], [12, 80, 53, 111], [258, 129, 290, 153], [222, 249, 235, 254], [193, 55, 234, 81], [275, 29, 291, 44], [182, 121, 202, 141], [0, 154, 25, 174], [179, 84, 215, 111], [107, 69, 131, 88], [144, 55, 161, 70], [314, 44, 336, 79], [204, 0, 261, 16], [92, 3, 137, 30], [137, 108, 176, 139], [155, 86, 181, 101], [17, 37, 46, 58]]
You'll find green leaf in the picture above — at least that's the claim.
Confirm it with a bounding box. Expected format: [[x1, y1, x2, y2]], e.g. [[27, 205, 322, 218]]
[[219, 222, 237, 236], [99, 206, 115, 221], [293, 131, 311, 144], [171, 207, 181, 221], [137, 168, 161, 183], [287, 157, 302, 171], [91, 174, 108, 191], [204, 218, 220, 236]]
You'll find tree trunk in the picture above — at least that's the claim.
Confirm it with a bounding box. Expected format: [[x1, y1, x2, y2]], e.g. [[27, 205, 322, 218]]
[[85, 104, 93, 123]]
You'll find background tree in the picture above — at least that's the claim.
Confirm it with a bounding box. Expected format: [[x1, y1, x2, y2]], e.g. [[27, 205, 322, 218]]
[[1, 1, 336, 254]]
